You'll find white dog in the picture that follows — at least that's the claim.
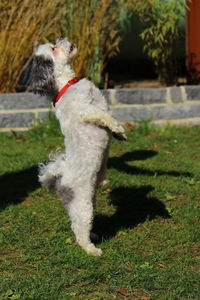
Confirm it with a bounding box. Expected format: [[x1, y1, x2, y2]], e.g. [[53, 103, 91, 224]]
[[29, 37, 126, 255]]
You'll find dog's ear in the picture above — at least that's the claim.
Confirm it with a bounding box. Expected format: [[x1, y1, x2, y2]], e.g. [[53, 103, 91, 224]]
[[27, 55, 58, 97]]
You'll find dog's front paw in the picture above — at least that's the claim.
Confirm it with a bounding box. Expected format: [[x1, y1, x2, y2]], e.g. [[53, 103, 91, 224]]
[[113, 132, 127, 141], [117, 125, 125, 133], [113, 125, 127, 141]]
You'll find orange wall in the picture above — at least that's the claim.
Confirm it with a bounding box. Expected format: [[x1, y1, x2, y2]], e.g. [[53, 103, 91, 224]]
[[187, 0, 200, 83]]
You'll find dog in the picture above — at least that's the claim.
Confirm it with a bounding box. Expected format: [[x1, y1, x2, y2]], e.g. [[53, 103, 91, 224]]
[[29, 37, 126, 255]]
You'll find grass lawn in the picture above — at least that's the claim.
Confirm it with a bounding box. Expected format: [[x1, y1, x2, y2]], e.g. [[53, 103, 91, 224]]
[[0, 116, 199, 300]]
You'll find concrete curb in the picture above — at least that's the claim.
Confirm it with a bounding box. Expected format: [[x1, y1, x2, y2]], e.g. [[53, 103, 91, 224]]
[[1, 85, 200, 132]]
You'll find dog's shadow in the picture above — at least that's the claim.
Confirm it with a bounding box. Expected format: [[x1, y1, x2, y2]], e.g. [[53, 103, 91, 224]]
[[0, 166, 39, 211], [93, 185, 170, 240], [108, 150, 191, 177], [93, 149, 191, 240], [0, 150, 192, 240]]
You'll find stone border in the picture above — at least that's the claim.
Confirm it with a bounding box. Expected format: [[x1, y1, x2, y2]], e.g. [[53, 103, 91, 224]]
[[1, 85, 200, 132]]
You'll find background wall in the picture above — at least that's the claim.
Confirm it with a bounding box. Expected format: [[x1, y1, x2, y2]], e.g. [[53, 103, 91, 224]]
[[1, 85, 200, 132]]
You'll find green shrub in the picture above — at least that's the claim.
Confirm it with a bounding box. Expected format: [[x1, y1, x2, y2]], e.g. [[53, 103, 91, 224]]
[[60, 0, 127, 85], [128, 0, 187, 86]]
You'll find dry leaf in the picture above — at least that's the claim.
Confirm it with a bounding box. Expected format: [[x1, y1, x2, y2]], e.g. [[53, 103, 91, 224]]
[[165, 151, 174, 155], [156, 263, 167, 268], [117, 288, 129, 296], [44, 146, 53, 151], [140, 296, 151, 300], [103, 188, 112, 194], [16, 136, 26, 142], [124, 122, 135, 131], [152, 143, 159, 150]]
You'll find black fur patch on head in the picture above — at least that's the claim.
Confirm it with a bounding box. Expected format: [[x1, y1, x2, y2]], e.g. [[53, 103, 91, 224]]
[[28, 55, 58, 98]]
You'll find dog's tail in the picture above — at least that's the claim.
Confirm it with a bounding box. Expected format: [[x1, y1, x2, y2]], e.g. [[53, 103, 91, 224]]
[[38, 152, 66, 189]]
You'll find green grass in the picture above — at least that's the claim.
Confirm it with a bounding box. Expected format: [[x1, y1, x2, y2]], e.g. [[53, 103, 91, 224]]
[[0, 116, 199, 300]]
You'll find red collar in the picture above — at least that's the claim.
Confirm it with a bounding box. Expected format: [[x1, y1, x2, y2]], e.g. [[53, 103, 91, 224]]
[[53, 77, 79, 107]]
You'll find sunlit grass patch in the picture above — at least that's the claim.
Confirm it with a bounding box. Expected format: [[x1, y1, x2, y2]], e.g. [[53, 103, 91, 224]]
[[0, 116, 199, 300]]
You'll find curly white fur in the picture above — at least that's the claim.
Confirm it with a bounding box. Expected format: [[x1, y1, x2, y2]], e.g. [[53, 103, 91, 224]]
[[30, 37, 126, 255]]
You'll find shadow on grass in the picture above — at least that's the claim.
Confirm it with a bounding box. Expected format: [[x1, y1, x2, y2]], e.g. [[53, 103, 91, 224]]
[[93, 185, 170, 240], [108, 150, 191, 177], [0, 166, 39, 211], [93, 149, 189, 240]]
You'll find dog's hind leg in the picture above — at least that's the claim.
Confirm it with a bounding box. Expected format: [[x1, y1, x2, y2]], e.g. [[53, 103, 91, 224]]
[[57, 179, 102, 256], [96, 144, 110, 189]]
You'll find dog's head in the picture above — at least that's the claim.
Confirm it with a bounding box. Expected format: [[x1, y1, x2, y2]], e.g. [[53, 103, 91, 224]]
[[28, 37, 77, 96], [54, 37, 77, 64]]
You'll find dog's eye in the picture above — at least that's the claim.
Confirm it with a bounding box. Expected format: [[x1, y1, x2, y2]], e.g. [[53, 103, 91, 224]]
[[70, 44, 75, 53]]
